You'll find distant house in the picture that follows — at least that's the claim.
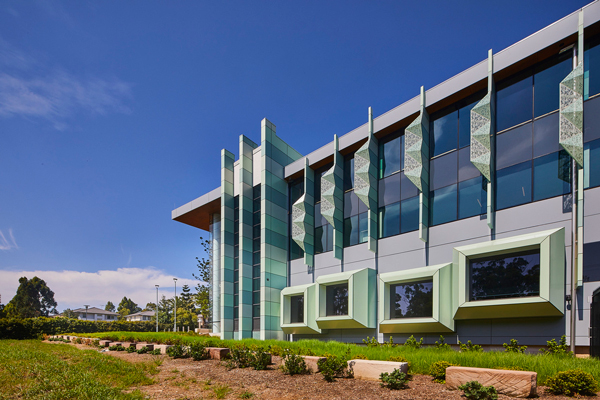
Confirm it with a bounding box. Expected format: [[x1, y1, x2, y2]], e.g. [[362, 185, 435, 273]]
[[124, 310, 155, 322], [71, 307, 118, 321]]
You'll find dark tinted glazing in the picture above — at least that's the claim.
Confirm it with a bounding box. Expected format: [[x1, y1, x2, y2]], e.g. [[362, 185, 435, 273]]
[[326, 283, 348, 316]]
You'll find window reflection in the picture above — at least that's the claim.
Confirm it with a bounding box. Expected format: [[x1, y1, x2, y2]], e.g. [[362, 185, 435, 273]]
[[431, 110, 458, 157], [496, 73, 533, 132], [326, 283, 348, 316], [390, 280, 433, 319], [379, 135, 403, 178], [585, 35, 600, 99], [584, 139, 600, 189], [496, 161, 532, 210], [533, 150, 571, 201], [469, 250, 540, 301], [379, 202, 400, 238], [290, 295, 304, 323], [430, 184, 457, 226], [401, 196, 419, 233], [533, 53, 572, 117], [458, 177, 487, 219]]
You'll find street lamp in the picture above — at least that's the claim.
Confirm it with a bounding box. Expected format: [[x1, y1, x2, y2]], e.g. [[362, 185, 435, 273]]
[[155, 285, 159, 332], [84, 305, 89, 320], [173, 278, 178, 332]]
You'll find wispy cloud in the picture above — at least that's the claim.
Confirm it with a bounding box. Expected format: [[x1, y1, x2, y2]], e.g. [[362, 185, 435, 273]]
[[0, 267, 197, 311], [0, 37, 132, 129], [0, 229, 18, 250]]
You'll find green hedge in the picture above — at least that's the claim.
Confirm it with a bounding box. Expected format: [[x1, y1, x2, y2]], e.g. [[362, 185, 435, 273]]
[[0, 317, 156, 339]]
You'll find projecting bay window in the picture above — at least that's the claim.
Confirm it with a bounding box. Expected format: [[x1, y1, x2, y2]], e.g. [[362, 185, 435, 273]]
[[389, 280, 433, 319]]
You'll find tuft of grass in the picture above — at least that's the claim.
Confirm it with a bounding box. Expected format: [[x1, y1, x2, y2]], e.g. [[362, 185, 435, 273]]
[[213, 384, 232, 399], [0, 340, 154, 400], [239, 390, 254, 398]]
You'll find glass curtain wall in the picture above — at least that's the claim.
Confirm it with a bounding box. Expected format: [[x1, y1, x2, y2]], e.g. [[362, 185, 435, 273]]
[[252, 185, 261, 331], [289, 179, 304, 261], [314, 164, 334, 254], [233, 196, 239, 331], [584, 35, 600, 190], [343, 154, 368, 247]]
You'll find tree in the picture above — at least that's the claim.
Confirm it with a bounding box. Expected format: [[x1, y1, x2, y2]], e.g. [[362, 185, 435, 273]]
[[158, 295, 173, 325], [4, 276, 58, 319], [144, 302, 156, 312], [180, 284, 194, 311], [0, 303, 5, 319], [193, 236, 212, 324], [117, 297, 141, 320], [62, 308, 77, 319], [105, 301, 116, 312]]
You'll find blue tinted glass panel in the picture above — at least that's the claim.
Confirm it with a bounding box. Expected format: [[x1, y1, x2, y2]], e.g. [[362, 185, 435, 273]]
[[533, 54, 572, 117], [390, 281, 433, 319], [459, 100, 479, 148], [431, 151, 458, 190], [344, 215, 359, 247], [459, 176, 487, 219], [585, 36, 600, 99], [584, 97, 600, 143], [533, 112, 560, 158], [378, 173, 401, 207], [431, 110, 458, 157], [400, 196, 419, 233], [497, 74, 533, 132], [315, 226, 324, 254], [584, 139, 600, 189], [344, 191, 360, 218], [469, 250, 540, 301], [496, 123, 533, 169], [379, 202, 400, 238], [533, 151, 571, 201], [344, 157, 354, 191], [496, 161, 532, 210], [400, 171, 419, 200], [359, 212, 368, 243], [380, 135, 403, 178], [430, 184, 457, 226], [458, 146, 480, 182]]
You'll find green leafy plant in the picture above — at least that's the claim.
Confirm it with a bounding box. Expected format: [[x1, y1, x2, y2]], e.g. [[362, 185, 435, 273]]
[[545, 369, 598, 396], [363, 336, 379, 347], [149, 348, 162, 355], [458, 381, 498, 400], [539, 335, 573, 356], [281, 352, 308, 375], [73, 337, 83, 344], [383, 336, 395, 347], [380, 368, 409, 390], [404, 335, 423, 349], [459, 340, 482, 352], [429, 361, 453, 383], [503, 339, 527, 353], [239, 390, 254, 399], [188, 341, 209, 361], [109, 344, 125, 351], [318, 352, 347, 382], [228, 344, 253, 369], [297, 347, 315, 356], [213, 384, 232, 399], [434, 335, 451, 350], [353, 353, 368, 360], [250, 347, 271, 370], [387, 355, 411, 372], [269, 344, 284, 356], [136, 346, 149, 354], [166, 344, 188, 359], [126, 345, 136, 353]]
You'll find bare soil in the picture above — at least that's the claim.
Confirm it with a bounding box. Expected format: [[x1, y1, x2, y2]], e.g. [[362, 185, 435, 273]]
[[67, 343, 576, 400]]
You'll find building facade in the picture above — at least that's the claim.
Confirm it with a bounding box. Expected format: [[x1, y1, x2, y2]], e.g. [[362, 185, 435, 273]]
[[71, 307, 118, 321], [173, 3, 600, 351], [125, 311, 155, 322]]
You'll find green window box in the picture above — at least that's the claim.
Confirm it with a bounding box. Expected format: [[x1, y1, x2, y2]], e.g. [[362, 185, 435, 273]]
[[280, 283, 321, 334]]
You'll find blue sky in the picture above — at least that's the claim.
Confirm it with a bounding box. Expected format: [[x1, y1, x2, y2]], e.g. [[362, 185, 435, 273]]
[[0, 0, 590, 311]]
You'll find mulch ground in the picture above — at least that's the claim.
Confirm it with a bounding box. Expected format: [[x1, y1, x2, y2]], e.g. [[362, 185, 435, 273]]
[[63, 342, 577, 399]]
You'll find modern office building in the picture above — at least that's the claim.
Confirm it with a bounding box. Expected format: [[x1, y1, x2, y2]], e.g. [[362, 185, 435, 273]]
[[172, 2, 600, 352]]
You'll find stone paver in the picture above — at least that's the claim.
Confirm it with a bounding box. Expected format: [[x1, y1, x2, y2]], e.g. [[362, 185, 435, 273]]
[[446, 366, 537, 398], [347, 359, 409, 381]]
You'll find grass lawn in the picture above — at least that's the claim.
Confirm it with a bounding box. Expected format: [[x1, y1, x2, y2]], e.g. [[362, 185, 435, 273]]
[[0, 340, 157, 400], [78, 331, 600, 384]]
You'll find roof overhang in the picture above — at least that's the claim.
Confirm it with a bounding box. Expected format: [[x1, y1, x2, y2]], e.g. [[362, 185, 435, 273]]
[[172, 187, 221, 231]]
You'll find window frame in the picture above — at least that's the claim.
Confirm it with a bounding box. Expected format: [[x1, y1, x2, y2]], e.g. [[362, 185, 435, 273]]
[[280, 283, 321, 334]]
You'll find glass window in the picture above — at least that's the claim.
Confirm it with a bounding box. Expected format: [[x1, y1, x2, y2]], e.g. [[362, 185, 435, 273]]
[[378, 173, 401, 207], [390, 280, 433, 319], [400, 171, 419, 200], [496, 123, 533, 170], [326, 283, 348, 316], [584, 96, 600, 143], [314, 165, 332, 203], [290, 295, 304, 323], [290, 239, 303, 260], [533, 112, 560, 158], [344, 215, 359, 247], [430, 109, 458, 157], [533, 53, 573, 117], [469, 250, 541, 301], [379, 202, 400, 238], [359, 212, 368, 243], [379, 135, 403, 178], [344, 156, 354, 191], [458, 146, 481, 182], [314, 202, 328, 227], [289, 180, 304, 206], [583, 241, 600, 282], [533, 150, 571, 201], [401, 196, 419, 233], [585, 35, 600, 99], [315, 226, 324, 254], [458, 99, 480, 148], [584, 138, 600, 189], [459, 176, 487, 219], [430, 184, 457, 226], [324, 224, 333, 252], [430, 151, 458, 190], [496, 73, 533, 132], [344, 191, 360, 218], [496, 161, 532, 210]]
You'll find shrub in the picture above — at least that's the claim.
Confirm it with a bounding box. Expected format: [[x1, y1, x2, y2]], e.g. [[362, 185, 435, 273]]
[[404, 335, 423, 349], [353, 354, 368, 360], [434, 335, 451, 350], [363, 336, 379, 347], [149, 349, 162, 355], [429, 361, 453, 383], [503, 339, 527, 353], [387, 355, 411, 372], [109, 344, 125, 351], [297, 347, 315, 356], [458, 381, 498, 400], [545, 369, 598, 396], [72, 337, 83, 344], [269, 344, 284, 356], [229, 345, 253, 368], [250, 347, 271, 370], [318, 353, 347, 382], [189, 341, 209, 361], [126, 345, 136, 353], [459, 340, 482, 352], [380, 368, 409, 390], [166, 344, 188, 359], [136, 346, 149, 354], [281, 352, 308, 375], [539, 335, 573, 356]]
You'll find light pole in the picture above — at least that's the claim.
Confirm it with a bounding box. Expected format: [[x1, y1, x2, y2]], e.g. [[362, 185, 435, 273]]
[[173, 278, 177, 332], [84, 305, 89, 320], [155, 285, 159, 332]]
